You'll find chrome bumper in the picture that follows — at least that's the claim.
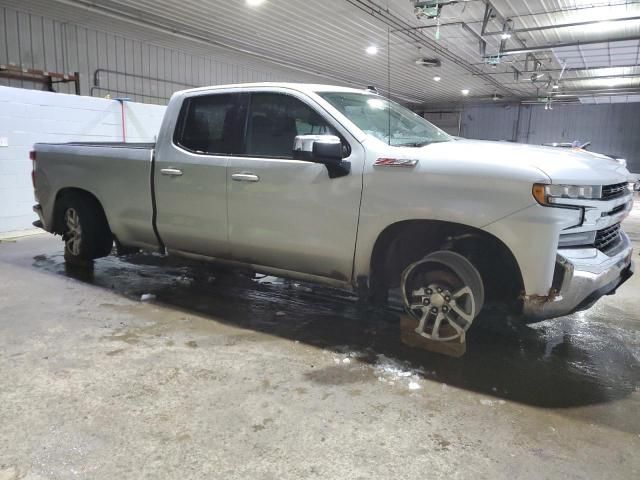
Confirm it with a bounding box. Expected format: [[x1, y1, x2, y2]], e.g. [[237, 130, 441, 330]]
[[522, 231, 634, 320]]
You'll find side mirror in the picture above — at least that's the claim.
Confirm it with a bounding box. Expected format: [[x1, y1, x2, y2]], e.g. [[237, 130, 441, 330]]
[[293, 135, 351, 178]]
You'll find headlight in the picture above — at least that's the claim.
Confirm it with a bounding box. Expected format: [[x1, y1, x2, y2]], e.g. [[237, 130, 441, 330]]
[[532, 183, 601, 205]]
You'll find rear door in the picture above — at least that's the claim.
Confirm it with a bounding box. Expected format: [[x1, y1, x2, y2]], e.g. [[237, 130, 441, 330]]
[[226, 90, 364, 283], [154, 92, 243, 257]]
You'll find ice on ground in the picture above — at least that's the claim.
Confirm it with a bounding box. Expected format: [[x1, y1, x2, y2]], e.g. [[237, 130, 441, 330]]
[[374, 354, 414, 379], [374, 354, 422, 390]]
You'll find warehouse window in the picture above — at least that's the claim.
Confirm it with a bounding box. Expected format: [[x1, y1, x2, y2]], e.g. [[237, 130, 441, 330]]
[[175, 94, 240, 154], [245, 93, 336, 158]]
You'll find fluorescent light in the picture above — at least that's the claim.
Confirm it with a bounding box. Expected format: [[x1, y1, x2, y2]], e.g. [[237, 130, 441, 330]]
[[552, 83, 559, 90], [433, 76, 441, 82], [461, 89, 470, 95], [366, 45, 378, 55], [500, 32, 511, 40], [246, 0, 266, 5]]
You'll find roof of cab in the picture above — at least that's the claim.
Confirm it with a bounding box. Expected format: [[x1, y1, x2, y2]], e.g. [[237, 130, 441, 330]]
[[174, 82, 374, 97]]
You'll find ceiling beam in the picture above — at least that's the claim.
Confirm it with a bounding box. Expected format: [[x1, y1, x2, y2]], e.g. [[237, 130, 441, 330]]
[[490, 36, 640, 57], [473, 64, 640, 75], [552, 88, 640, 97], [482, 15, 640, 36]]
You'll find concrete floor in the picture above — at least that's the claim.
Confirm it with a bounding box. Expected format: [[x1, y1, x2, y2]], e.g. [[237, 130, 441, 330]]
[[1, 200, 639, 480]]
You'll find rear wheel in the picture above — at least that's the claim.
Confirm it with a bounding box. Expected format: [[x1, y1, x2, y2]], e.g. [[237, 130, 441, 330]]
[[57, 193, 113, 264], [401, 250, 484, 342]]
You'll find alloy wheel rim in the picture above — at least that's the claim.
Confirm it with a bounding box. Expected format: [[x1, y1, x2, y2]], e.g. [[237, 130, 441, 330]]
[[406, 283, 476, 342], [65, 208, 82, 256]]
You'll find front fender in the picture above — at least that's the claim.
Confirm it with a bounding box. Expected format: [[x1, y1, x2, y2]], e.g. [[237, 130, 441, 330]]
[[481, 204, 582, 295]]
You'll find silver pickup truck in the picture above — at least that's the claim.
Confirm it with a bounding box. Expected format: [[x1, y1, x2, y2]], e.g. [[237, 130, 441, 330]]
[[32, 83, 634, 343]]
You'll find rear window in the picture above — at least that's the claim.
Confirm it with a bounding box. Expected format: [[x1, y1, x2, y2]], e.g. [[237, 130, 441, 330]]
[[174, 94, 240, 154]]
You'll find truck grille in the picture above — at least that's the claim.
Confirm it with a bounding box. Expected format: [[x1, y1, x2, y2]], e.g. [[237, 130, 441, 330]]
[[594, 223, 621, 251], [601, 182, 628, 199]]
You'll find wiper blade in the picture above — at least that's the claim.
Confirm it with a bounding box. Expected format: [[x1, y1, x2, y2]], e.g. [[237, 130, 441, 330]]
[[397, 141, 432, 147]]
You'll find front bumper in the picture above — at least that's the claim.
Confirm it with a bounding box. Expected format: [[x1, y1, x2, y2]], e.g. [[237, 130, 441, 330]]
[[522, 231, 634, 320]]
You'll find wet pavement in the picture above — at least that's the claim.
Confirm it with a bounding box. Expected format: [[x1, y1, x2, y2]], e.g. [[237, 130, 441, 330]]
[[1, 199, 639, 479]]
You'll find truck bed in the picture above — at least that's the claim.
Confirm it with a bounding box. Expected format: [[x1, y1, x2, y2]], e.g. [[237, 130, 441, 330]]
[[33, 141, 159, 250]]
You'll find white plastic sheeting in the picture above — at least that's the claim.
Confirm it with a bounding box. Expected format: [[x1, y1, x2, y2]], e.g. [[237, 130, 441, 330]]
[[0, 86, 165, 233]]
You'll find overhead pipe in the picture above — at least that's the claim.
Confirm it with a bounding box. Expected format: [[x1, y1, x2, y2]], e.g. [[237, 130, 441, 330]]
[[93, 68, 198, 90]]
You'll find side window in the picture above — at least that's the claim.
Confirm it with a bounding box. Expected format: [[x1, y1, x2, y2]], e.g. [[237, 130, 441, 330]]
[[175, 94, 239, 154], [245, 93, 337, 158]]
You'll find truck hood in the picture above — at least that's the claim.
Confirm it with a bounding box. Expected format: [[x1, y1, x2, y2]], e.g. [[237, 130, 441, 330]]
[[427, 139, 630, 185]]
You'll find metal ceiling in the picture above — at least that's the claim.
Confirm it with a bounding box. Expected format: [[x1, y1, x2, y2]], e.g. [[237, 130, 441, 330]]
[[4, 0, 640, 105]]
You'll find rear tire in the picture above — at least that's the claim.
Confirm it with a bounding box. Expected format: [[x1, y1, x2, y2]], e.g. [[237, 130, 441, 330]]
[[57, 193, 113, 265]]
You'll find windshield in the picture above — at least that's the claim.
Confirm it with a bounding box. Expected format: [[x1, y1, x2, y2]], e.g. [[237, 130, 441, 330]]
[[317, 91, 451, 147]]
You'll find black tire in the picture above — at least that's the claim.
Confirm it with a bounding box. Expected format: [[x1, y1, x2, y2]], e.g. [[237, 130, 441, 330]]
[[57, 193, 113, 264]]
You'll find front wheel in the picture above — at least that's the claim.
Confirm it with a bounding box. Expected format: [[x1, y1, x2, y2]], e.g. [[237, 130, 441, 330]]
[[401, 250, 484, 342], [57, 193, 113, 264]]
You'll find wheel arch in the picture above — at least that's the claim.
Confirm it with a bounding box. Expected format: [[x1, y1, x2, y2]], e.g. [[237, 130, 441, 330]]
[[368, 219, 525, 306], [52, 187, 110, 235]]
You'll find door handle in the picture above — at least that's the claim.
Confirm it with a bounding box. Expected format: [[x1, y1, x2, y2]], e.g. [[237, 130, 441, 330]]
[[231, 172, 260, 182], [160, 168, 183, 177]]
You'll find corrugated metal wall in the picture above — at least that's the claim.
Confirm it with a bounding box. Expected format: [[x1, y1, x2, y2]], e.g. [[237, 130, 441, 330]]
[[0, 5, 320, 104], [428, 103, 640, 173]]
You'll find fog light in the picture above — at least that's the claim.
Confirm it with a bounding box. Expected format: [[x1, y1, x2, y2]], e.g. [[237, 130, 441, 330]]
[[558, 231, 597, 248]]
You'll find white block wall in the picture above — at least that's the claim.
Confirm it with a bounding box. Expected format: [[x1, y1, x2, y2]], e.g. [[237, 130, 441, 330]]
[[0, 86, 166, 233]]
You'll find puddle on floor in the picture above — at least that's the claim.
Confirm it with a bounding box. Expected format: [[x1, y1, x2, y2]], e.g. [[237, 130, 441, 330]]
[[32, 250, 640, 430]]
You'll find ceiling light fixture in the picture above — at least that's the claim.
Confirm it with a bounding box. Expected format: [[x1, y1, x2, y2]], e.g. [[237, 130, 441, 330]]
[[366, 45, 378, 55], [461, 89, 470, 95], [433, 76, 441, 82], [500, 32, 511, 40], [552, 83, 559, 90], [246, 0, 266, 6]]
